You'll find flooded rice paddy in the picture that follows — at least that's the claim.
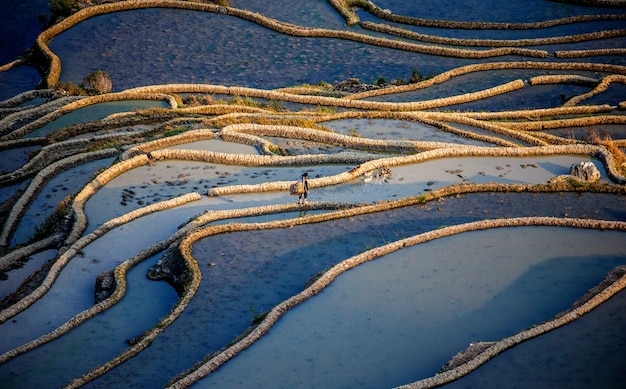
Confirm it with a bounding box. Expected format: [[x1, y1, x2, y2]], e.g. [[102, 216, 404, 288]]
[[1, 0, 626, 388]]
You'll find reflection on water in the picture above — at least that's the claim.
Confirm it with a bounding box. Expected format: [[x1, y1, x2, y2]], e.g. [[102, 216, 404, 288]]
[[0, 255, 179, 389], [2, 1, 626, 388], [447, 288, 626, 389], [50, 8, 473, 91], [199, 227, 626, 388], [11, 157, 116, 246], [90, 191, 625, 388], [26, 100, 170, 138]]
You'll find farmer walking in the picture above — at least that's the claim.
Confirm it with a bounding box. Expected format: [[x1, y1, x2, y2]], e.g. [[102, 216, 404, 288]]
[[298, 172, 309, 205]]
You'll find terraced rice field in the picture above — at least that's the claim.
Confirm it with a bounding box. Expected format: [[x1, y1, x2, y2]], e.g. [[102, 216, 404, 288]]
[[1, 0, 626, 388]]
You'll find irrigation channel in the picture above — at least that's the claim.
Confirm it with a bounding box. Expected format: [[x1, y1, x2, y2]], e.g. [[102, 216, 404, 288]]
[[1, 0, 626, 388]]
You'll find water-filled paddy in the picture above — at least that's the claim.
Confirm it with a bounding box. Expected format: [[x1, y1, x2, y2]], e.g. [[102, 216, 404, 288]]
[[0, 254, 179, 389], [0, 249, 57, 300], [446, 289, 626, 389], [50, 8, 479, 91], [0, 145, 41, 173], [2, 0, 626, 387], [25, 100, 171, 138], [199, 226, 626, 388], [324, 118, 494, 146], [11, 157, 116, 246], [0, 198, 212, 354], [87, 191, 625, 389]]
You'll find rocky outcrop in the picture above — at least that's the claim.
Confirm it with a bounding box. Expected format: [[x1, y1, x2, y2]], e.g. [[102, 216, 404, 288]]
[[94, 270, 116, 303], [147, 244, 191, 296], [570, 161, 602, 182]]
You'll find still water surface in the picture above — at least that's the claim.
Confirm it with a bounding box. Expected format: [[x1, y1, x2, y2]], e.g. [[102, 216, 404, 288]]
[[199, 226, 626, 388]]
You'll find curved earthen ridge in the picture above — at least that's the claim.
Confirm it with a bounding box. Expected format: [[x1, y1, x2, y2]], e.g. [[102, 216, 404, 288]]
[[35, 0, 609, 89], [1, 1, 625, 387], [397, 235, 626, 389], [122, 80, 528, 112], [0, 89, 57, 109], [0, 138, 97, 184], [219, 123, 478, 154], [0, 192, 203, 325], [0, 149, 119, 248], [165, 217, 626, 388], [361, 22, 626, 48], [562, 74, 626, 107], [0, 234, 64, 273], [556, 47, 626, 58], [344, 61, 626, 100], [329, 0, 626, 28], [308, 111, 522, 147], [0, 92, 177, 141], [0, 96, 85, 138], [46, 181, 624, 388]]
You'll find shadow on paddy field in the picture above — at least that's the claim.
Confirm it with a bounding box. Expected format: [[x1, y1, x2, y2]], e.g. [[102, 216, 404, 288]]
[[1, 0, 626, 388]]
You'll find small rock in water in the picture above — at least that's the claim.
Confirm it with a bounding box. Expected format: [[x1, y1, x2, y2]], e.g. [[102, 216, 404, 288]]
[[569, 161, 601, 182]]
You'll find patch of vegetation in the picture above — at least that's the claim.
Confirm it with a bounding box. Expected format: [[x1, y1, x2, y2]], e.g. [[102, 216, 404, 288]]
[[373, 77, 388, 86], [164, 126, 189, 137], [56, 70, 113, 96], [182, 94, 216, 107], [249, 305, 269, 325], [49, 0, 80, 18], [409, 68, 424, 83], [304, 268, 329, 288], [228, 96, 285, 112], [83, 70, 113, 95], [27, 194, 73, 243], [268, 145, 283, 155], [57, 80, 86, 96], [348, 127, 361, 137], [252, 311, 269, 325], [231, 95, 261, 108], [315, 105, 337, 114], [86, 139, 123, 152], [267, 100, 284, 111], [588, 129, 626, 175]]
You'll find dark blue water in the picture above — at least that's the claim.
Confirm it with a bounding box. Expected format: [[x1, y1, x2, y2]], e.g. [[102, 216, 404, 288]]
[[371, 0, 619, 22], [5, 1, 626, 100], [87, 192, 626, 388], [3, 2, 626, 388], [49, 8, 474, 92], [0, 0, 50, 99], [0, 0, 49, 64]]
